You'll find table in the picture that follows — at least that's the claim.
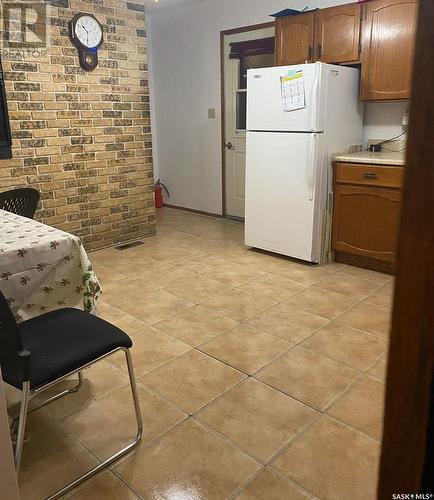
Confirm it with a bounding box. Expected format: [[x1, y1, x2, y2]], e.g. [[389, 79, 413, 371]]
[[0, 209, 102, 322]]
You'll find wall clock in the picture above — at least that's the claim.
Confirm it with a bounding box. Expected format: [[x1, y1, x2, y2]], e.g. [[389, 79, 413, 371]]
[[69, 13, 104, 71]]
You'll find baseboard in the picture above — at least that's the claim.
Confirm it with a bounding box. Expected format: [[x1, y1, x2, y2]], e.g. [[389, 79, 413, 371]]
[[334, 251, 394, 275], [163, 204, 222, 218]]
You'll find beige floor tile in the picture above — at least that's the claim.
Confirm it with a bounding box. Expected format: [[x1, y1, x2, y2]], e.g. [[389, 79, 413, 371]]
[[163, 275, 230, 303], [300, 322, 386, 371], [63, 384, 186, 459], [173, 254, 230, 274], [153, 305, 238, 346], [275, 263, 335, 285], [115, 419, 259, 499], [203, 262, 265, 286], [237, 274, 307, 301], [246, 303, 329, 344], [67, 471, 139, 499], [108, 325, 192, 376], [117, 290, 194, 324], [132, 242, 200, 262], [124, 262, 174, 282], [337, 302, 391, 337], [34, 360, 130, 420], [256, 348, 358, 411], [100, 278, 156, 306], [199, 324, 291, 374], [202, 289, 276, 322], [99, 305, 147, 335], [133, 267, 199, 288], [364, 284, 395, 309], [91, 263, 127, 286], [19, 411, 99, 500], [283, 286, 356, 320], [313, 273, 383, 299], [236, 468, 311, 500], [328, 377, 385, 439], [142, 350, 246, 414], [197, 379, 318, 462], [338, 264, 393, 283], [95, 255, 160, 277], [273, 416, 380, 500], [368, 357, 387, 381]]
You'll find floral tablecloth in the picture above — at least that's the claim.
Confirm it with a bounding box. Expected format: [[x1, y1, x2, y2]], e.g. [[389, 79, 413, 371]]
[[0, 209, 102, 322]]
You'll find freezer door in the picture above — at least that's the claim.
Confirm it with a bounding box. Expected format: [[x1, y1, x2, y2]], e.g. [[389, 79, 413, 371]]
[[245, 132, 325, 262], [247, 63, 325, 132]]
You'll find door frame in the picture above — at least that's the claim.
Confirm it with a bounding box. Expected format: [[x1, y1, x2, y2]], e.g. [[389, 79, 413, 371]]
[[378, 0, 433, 495], [220, 21, 275, 218]]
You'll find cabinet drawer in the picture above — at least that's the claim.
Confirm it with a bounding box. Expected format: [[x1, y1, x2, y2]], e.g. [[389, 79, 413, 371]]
[[335, 163, 404, 188]]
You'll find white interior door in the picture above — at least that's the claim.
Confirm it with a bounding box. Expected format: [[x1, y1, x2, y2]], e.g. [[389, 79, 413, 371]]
[[224, 27, 275, 219]]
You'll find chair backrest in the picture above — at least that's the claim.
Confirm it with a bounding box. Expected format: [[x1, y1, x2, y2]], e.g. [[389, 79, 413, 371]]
[[0, 188, 40, 219], [0, 289, 27, 382]]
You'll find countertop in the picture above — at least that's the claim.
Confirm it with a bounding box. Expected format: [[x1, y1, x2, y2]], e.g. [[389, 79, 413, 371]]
[[333, 150, 406, 166]]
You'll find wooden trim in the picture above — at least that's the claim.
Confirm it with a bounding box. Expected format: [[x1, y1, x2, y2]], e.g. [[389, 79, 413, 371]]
[[163, 204, 222, 218], [220, 21, 275, 217], [378, 0, 434, 495], [221, 21, 275, 37]]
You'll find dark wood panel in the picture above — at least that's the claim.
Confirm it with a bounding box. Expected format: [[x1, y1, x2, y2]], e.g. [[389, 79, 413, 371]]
[[334, 250, 394, 274], [315, 3, 361, 63], [361, 0, 418, 101], [275, 12, 315, 66], [332, 184, 401, 261], [378, 0, 434, 494]]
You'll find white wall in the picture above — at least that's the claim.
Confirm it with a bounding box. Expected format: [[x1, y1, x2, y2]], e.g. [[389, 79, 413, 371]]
[[148, 0, 408, 214], [363, 102, 408, 143]]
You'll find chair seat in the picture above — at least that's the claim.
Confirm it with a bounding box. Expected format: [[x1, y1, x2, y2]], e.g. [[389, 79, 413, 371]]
[[2, 308, 132, 390]]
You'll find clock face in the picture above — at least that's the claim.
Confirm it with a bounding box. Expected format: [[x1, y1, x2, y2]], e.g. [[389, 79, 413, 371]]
[[74, 15, 103, 49]]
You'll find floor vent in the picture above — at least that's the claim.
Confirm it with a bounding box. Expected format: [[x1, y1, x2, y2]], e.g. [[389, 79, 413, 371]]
[[115, 241, 144, 251]]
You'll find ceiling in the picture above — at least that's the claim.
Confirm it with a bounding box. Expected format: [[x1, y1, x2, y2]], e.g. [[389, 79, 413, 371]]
[[143, 0, 205, 13]]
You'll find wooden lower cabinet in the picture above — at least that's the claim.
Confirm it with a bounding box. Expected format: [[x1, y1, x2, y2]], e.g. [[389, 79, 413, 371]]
[[332, 162, 404, 271]]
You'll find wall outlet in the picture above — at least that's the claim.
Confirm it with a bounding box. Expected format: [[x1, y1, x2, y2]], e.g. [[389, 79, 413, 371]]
[[402, 109, 409, 131], [208, 108, 216, 119]]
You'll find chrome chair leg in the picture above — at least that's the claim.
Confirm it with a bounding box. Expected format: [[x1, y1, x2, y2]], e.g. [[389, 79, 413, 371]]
[[28, 371, 84, 415], [124, 348, 144, 440], [11, 371, 84, 430], [15, 381, 30, 477], [44, 349, 143, 500]]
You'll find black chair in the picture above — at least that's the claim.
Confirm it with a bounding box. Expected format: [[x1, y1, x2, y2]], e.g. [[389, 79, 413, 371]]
[[0, 290, 143, 499], [0, 188, 40, 219]]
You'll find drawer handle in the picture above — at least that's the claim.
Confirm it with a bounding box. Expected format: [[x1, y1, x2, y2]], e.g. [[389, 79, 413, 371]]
[[363, 172, 379, 179]]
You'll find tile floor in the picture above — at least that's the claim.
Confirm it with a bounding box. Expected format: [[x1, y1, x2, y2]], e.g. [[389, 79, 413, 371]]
[[5, 208, 393, 500]]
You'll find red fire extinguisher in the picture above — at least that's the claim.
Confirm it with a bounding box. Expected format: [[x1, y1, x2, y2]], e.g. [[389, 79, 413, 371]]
[[154, 180, 169, 209]]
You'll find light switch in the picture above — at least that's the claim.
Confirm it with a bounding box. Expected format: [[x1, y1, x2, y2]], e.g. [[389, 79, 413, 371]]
[[208, 108, 216, 119]]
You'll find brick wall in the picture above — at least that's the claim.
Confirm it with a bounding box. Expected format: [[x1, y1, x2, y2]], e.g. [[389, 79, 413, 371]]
[[0, 0, 156, 250]]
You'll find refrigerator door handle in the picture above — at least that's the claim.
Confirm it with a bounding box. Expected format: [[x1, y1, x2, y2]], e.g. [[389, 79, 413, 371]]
[[309, 64, 321, 132], [307, 135, 317, 201]]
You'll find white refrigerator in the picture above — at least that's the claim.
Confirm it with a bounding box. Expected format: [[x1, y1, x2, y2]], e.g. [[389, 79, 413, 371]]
[[245, 62, 363, 264]]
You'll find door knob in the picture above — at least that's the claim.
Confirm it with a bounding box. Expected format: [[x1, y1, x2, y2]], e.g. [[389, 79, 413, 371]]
[[225, 142, 235, 150]]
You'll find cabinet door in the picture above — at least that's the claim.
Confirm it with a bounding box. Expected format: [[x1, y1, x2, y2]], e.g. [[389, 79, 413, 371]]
[[315, 3, 362, 63], [332, 184, 401, 262], [361, 0, 418, 101], [276, 13, 315, 66]]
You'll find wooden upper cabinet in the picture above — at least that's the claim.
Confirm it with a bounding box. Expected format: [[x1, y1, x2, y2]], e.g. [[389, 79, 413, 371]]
[[360, 0, 418, 101], [315, 3, 362, 63], [276, 12, 315, 66]]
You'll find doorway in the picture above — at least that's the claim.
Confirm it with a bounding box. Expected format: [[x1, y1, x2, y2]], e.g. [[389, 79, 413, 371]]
[[221, 23, 275, 220]]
